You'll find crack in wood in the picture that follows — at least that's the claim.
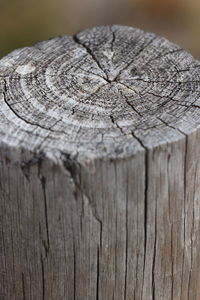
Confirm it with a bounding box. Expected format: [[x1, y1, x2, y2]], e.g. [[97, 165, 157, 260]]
[[73, 34, 111, 83], [40, 175, 50, 257], [21, 272, 26, 300], [96, 246, 100, 300], [40, 254, 45, 300], [109, 25, 116, 54], [61, 151, 102, 226], [180, 134, 188, 299]]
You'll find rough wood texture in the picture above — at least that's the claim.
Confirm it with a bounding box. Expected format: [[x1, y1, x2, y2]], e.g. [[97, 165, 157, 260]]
[[0, 25, 200, 299]]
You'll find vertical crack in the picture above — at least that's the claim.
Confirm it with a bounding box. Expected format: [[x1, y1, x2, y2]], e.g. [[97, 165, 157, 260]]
[[60, 151, 80, 202], [143, 143, 148, 299], [181, 133, 188, 299], [40, 255, 45, 300], [99, 218, 103, 254], [127, 131, 149, 299], [62, 152, 102, 225], [73, 236, 76, 300], [96, 246, 100, 300], [171, 224, 174, 300], [109, 26, 116, 53], [152, 188, 157, 300], [22, 272, 26, 300], [40, 176, 50, 257], [73, 34, 111, 83], [20, 152, 45, 182], [167, 152, 174, 300], [188, 162, 197, 298], [124, 170, 128, 300], [113, 162, 117, 299]]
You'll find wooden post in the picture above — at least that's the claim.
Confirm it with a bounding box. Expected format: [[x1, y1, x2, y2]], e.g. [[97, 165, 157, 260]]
[[0, 25, 200, 300]]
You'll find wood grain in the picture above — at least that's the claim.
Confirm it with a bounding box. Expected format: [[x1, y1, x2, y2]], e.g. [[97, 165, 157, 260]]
[[0, 25, 200, 299]]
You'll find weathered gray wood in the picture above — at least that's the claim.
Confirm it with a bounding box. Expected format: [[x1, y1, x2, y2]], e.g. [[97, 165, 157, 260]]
[[0, 25, 200, 299]]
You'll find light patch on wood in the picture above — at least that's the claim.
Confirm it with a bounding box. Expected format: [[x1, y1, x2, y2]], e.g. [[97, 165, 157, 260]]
[[16, 64, 35, 75], [103, 50, 114, 59]]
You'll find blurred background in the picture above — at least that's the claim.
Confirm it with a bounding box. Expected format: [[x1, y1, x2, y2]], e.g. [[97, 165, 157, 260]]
[[0, 0, 200, 59]]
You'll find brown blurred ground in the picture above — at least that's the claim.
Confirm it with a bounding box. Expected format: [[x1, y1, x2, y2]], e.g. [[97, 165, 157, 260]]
[[0, 0, 200, 59]]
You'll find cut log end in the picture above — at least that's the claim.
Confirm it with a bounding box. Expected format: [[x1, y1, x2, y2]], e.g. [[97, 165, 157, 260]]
[[0, 25, 200, 162]]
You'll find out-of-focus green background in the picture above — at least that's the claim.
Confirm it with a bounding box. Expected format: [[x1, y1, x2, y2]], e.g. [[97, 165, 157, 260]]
[[0, 0, 200, 59]]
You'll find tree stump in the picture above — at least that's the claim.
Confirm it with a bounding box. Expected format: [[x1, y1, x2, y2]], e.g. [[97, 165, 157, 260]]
[[0, 25, 200, 300]]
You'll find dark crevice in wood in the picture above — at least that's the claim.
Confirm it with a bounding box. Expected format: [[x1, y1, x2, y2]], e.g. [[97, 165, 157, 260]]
[[118, 90, 142, 117], [73, 236, 76, 300], [71, 106, 76, 115], [113, 162, 117, 300], [22, 272, 26, 300], [129, 131, 149, 299], [110, 115, 142, 150], [167, 152, 171, 222], [40, 176, 50, 257], [124, 171, 128, 300], [143, 146, 148, 299], [109, 115, 126, 137], [39, 222, 49, 260], [61, 152, 102, 225], [181, 134, 188, 299], [130, 131, 146, 150], [152, 170, 157, 300], [20, 151, 45, 182], [134, 244, 139, 300], [189, 163, 197, 293], [109, 26, 116, 53], [60, 151, 80, 200], [73, 34, 111, 83], [124, 95, 142, 117], [156, 117, 186, 137], [171, 224, 174, 300], [99, 219, 103, 254], [85, 193, 103, 225], [96, 246, 100, 300], [40, 255, 45, 300]]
